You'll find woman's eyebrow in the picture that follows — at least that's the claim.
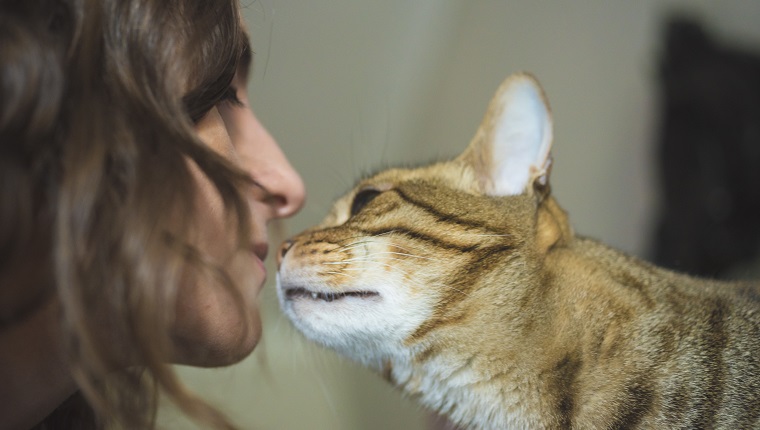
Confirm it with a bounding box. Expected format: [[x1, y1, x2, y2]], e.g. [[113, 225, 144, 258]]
[[240, 37, 253, 79]]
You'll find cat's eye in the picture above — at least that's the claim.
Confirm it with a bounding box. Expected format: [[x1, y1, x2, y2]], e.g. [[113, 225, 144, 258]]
[[350, 188, 382, 216]]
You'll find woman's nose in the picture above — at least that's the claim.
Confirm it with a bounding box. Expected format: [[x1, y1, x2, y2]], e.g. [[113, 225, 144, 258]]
[[258, 166, 305, 219], [239, 112, 306, 219]]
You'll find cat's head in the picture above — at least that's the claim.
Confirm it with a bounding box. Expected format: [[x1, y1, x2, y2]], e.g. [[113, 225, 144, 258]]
[[276, 73, 572, 368]]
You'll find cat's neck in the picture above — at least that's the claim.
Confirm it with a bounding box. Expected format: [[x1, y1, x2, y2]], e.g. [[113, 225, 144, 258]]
[[386, 223, 677, 429]]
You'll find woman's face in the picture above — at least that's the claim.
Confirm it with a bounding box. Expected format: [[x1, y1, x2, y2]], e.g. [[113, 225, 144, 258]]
[[172, 55, 305, 366]]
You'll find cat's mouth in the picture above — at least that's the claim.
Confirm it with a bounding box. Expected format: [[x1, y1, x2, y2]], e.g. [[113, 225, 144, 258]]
[[284, 287, 379, 302]]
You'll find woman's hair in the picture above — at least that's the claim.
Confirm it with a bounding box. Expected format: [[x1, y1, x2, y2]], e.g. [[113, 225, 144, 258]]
[[1, 0, 253, 428]]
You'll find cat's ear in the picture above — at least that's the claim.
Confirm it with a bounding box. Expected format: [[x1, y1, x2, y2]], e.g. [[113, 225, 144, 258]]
[[457, 73, 553, 197]]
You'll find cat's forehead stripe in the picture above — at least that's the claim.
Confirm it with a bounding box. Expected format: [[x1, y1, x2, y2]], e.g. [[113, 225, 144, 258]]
[[391, 187, 500, 233], [358, 227, 479, 253]]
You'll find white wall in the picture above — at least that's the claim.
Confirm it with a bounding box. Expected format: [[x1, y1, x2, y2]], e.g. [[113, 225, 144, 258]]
[[162, 1, 760, 429]]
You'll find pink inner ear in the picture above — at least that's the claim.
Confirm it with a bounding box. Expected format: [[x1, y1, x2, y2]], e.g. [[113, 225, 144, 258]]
[[465, 74, 553, 197]]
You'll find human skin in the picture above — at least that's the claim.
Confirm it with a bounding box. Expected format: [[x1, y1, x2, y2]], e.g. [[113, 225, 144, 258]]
[[0, 46, 306, 430], [172, 60, 305, 366]]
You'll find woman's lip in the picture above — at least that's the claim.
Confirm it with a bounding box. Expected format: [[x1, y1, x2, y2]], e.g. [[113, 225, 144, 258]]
[[250, 243, 268, 285], [251, 242, 269, 262]]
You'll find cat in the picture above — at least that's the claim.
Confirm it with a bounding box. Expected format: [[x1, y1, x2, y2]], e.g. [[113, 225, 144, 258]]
[[276, 73, 760, 429]]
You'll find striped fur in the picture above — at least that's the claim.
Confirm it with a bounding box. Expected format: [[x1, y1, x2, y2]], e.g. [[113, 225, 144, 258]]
[[276, 74, 760, 429]]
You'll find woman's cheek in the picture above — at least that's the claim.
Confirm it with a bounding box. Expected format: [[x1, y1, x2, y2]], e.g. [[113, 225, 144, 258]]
[[167, 108, 265, 366]]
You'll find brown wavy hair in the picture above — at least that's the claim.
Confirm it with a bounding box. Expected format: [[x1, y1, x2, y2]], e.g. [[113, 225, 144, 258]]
[[1, 0, 254, 428]]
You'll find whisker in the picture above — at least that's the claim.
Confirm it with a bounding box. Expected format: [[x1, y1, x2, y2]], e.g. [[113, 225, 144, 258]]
[[333, 242, 373, 253], [321, 258, 369, 265], [339, 265, 392, 272], [373, 230, 398, 238], [332, 238, 376, 252], [322, 271, 345, 276], [384, 242, 432, 254], [322, 252, 442, 265], [371, 251, 439, 261], [321, 271, 361, 281]]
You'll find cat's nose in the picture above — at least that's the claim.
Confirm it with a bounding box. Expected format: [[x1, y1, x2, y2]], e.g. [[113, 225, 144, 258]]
[[277, 239, 294, 268]]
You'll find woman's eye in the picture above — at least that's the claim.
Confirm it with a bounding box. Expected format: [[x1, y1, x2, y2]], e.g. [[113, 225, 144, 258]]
[[350, 188, 381, 217], [220, 86, 244, 107]]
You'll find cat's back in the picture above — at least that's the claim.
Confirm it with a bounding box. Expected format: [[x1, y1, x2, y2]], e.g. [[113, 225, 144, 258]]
[[551, 237, 760, 428]]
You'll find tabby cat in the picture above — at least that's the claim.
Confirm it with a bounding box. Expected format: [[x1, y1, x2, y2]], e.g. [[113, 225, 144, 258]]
[[276, 73, 760, 429]]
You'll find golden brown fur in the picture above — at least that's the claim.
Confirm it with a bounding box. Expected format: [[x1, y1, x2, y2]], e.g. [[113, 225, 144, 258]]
[[277, 73, 760, 429]]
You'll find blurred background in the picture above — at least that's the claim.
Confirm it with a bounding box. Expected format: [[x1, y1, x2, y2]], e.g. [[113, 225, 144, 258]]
[[160, 1, 760, 428]]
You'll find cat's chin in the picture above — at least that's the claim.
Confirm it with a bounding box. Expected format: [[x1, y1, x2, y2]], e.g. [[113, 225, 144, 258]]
[[283, 286, 380, 303]]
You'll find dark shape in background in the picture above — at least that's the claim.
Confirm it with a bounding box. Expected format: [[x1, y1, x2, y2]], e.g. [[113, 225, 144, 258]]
[[652, 16, 760, 279]]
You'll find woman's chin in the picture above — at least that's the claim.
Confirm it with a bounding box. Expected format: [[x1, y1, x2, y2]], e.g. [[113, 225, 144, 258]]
[[171, 260, 265, 366], [170, 311, 261, 367]]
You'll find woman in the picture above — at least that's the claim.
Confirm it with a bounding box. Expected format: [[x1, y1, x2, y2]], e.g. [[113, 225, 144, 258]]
[[0, 0, 305, 428]]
